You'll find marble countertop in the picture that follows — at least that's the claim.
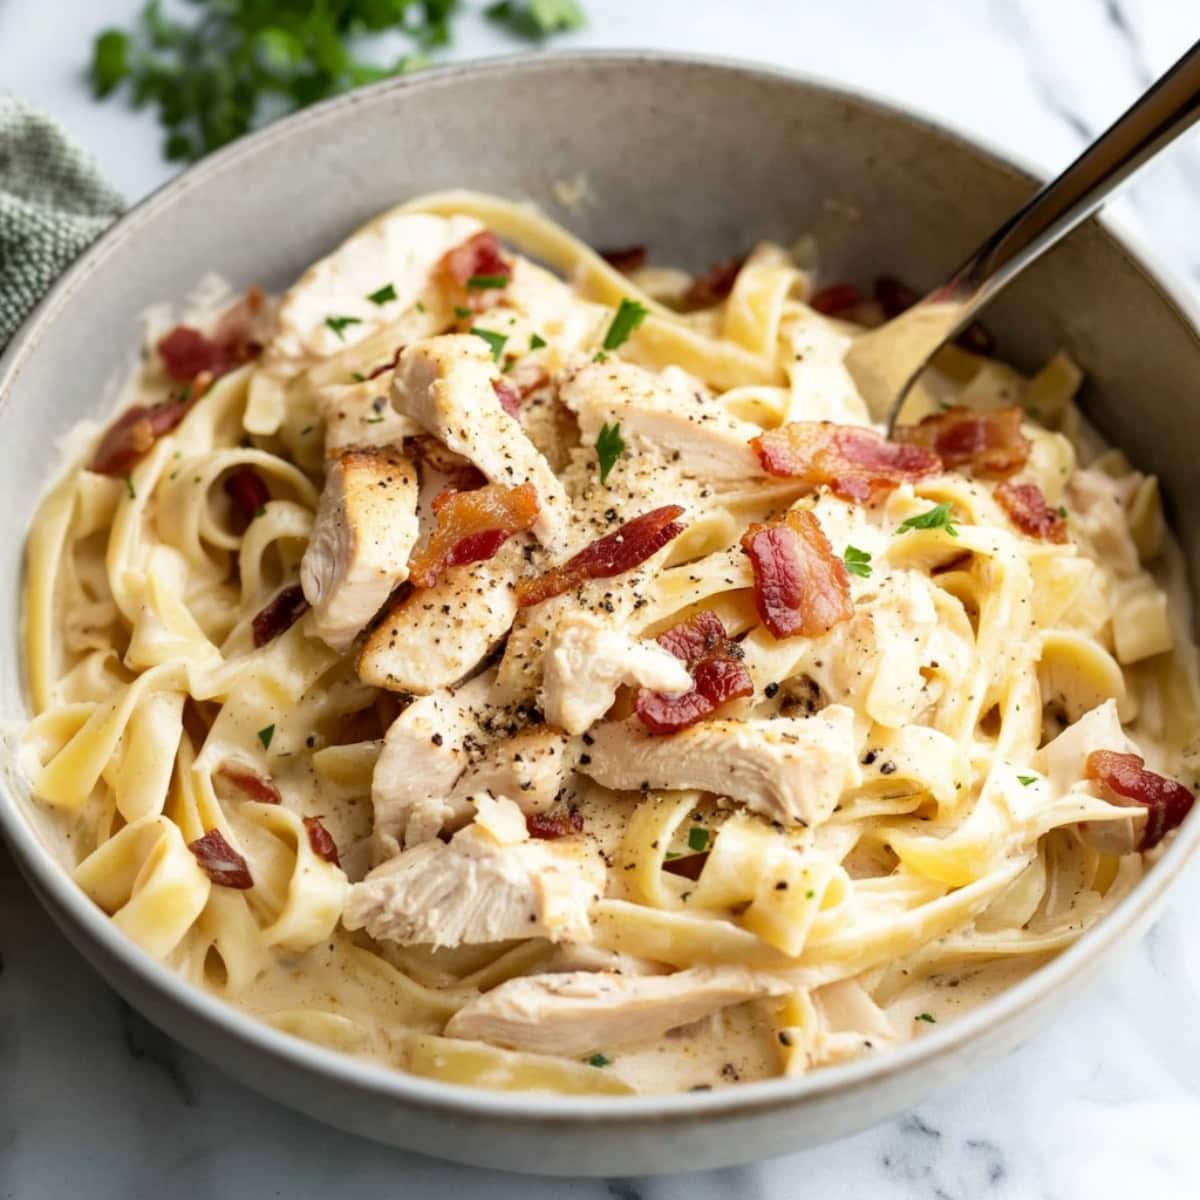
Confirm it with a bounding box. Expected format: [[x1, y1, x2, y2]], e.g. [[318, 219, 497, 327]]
[[4, 1, 1200, 1196]]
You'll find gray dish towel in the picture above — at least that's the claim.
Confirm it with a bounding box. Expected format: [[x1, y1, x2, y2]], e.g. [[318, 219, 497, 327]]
[[0, 98, 124, 352]]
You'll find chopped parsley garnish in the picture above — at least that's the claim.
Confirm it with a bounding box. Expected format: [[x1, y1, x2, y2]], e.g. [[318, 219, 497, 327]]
[[687, 826, 710, 853], [351, 371, 366, 383], [467, 273, 509, 290], [366, 283, 397, 305], [300, 425, 314, 435], [842, 545, 872, 578], [1058, 505, 1068, 518], [257, 724, 275, 750], [415, 300, 426, 313], [365, 415, 386, 424], [487, 0, 586, 38], [805, 889, 815, 899], [915, 1012, 937, 1024], [592, 350, 609, 363], [587, 1052, 611, 1067], [529, 332, 547, 350], [470, 327, 508, 362], [254, 504, 267, 518], [1017, 774, 1037, 787], [664, 851, 681, 860], [595, 421, 625, 485], [325, 314, 362, 340], [125, 475, 136, 500], [602, 298, 648, 350], [897, 502, 959, 537], [454, 305, 472, 318]]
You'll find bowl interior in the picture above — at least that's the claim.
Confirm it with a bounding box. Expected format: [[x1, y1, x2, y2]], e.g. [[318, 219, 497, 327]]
[[2, 52, 1199, 1159]]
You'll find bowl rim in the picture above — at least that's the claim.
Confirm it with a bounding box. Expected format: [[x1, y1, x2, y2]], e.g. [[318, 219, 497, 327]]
[[3, 47, 1200, 1127]]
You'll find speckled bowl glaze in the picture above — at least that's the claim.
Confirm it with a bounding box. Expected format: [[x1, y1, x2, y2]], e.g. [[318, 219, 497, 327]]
[[2, 53, 1199, 1177]]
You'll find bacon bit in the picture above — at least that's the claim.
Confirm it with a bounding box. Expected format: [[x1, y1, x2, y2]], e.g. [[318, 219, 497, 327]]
[[493, 377, 523, 418], [442, 231, 509, 288], [1085, 750, 1194, 850], [223, 466, 270, 519], [751, 421, 941, 502], [365, 345, 405, 382], [215, 762, 282, 805], [600, 245, 648, 273], [873, 275, 994, 355], [516, 505, 687, 608], [663, 851, 709, 880], [682, 256, 745, 310], [91, 397, 192, 476], [526, 809, 585, 840], [409, 482, 540, 588], [895, 405, 1030, 478], [157, 286, 267, 381], [808, 282, 863, 316], [252, 583, 309, 648], [635, 610, 753, 735], [303, 816, 341, 866], [995, 480, 1067, 542], [187, 828, 254, 889], [742, 510, 852, 640]]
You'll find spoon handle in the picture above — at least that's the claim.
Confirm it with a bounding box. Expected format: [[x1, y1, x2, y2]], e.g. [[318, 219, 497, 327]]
[[949, 37, 1200, 306]]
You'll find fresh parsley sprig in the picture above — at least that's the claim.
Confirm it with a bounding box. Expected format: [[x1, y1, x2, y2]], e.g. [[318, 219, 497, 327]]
[[595, 422, 624, 485], [842, 545, 872, 578], [603, 298, 648, 351], [89, 0, 585, 164], [897, 502, 959, 537]]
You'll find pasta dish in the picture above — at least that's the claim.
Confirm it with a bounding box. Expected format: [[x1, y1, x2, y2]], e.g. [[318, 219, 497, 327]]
[[18, 192, 1199, 1096]]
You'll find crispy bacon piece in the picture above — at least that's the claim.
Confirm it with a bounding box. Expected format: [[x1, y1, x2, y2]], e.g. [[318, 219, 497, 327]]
[[157, 286, 267, 381], [215, 762, 281, 805], [409, 482, 540, 589], [303, 816, 341, 866], [526, 809, 585, 840], [91, 397, 192, 477], [1085, 750, 1194, 851], [873, 275, 994, 355], [493, 377, 523, 418], [662, 851, 708, 880], [808, 282, 863, 316], [750, 421, 941, 502], [223, 466, 270, 519], [600, 245, 648, 273], [516, 505, 687, 608], [251, 583, 309, 648], [895, 405, 1030, 478], [742, 509, 852, 640], [635, 611, 754, 735], [682, 255, 745, 310], [187, 828, 254, 889], [995, 480, 1067, 543], [442, 231, 509, 287]]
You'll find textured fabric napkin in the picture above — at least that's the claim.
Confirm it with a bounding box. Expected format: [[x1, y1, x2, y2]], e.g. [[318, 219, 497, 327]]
[[0, 98, 124, 353]]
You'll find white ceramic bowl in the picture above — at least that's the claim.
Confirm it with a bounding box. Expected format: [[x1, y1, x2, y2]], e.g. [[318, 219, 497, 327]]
[[2, 53, 1198, 1177]]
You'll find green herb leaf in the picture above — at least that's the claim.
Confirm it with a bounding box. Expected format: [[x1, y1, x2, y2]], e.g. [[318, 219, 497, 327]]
[[351, 371, 366, 383], [915, 1012, 937, 1024], [486, 0, 586, 38], [300, 425, 315, 436], [415, 300, 426, 313], [125, 475, 137, 500], [365, 415, 386, 424], [254, 504, 267, 518], [325, 315, 362, 340], [592, 351, 609, 363], [897, 502, 959, 537], [366, 283, 398, 305], [587, 1052, 611, 1067], [687, 826, 710, 853], [257, 724, 275, 750], [470, 327, 508, 362], [805, 889, 815, 899], [1017, 774, 1037, 787], [467, 274, 509, 290], [1058, 505, 1068, 518], [454, 305, 472, 318], [90, 30, 129, 98], [842, 545, 872, 578], [529, 332, 547, 350], [602, 298, 648, 351], [595, 421, 625, 485]]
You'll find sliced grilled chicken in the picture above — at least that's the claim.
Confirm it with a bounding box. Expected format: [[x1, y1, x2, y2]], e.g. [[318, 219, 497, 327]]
[[391, 335, 572, 548], [443, 966, 789, 1055], [299, 446, 418, 650], [578, 705, 862, 827], [453, 725, 576, 815], [560, 359, 764, 481], [343, 796, 604, 947], [319, 379, 418, 456], [540, 611, 692, 735]]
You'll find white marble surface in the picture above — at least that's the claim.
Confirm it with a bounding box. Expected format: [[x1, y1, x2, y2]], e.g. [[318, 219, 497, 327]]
[[4, 1, 1200, 1196]]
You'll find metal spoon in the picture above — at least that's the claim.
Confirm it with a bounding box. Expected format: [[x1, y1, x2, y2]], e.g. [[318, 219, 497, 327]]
[[846, 39, 1200, 433]]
